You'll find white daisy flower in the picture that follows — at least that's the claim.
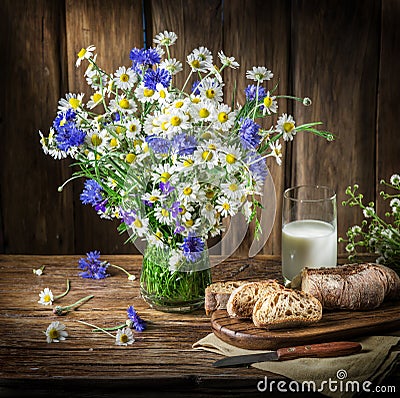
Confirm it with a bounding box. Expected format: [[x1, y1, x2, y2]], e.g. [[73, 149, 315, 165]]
[[154, 31, 178, 46], [151, 163, 177, 184], [153, 83, 171, 105], [154, 205, 173, 225], [147, 229, 165, 248], [363, 206, 375, 218], [85, 68, 108, 90], [164, 110, 190, 134], [159, 58, 183, 75], [123, 117, 142, 139], [187, 52, 209, 73], [269, 141, 283, 165], [242, 200, 253, 221], [262, 91, 278, 115], [218, 51, 240, 69], [86, 91, 103, 109], [135, 83, 158, 104], [86, 129, 108, 152], [193, 101, 215, 123], [246, 66, 273, 83], [115, 327, 134, 346], [193, 142, 220, 169], [212, 104, 236, 131], [219, 145, 242, 172], [45, 321, 68, 343], [58, 93, 85, 112], [216, 196, 238, 217], [192, 46, 213, 64], [33, 265, 45, 276], [109, 95, 137, 114], [221, 181, 245, 201], [203, 201, 216, 222], [276, 113, 296, 141], [390, 174, 400, 186], [390, 198, 400, 214], [131, 215, 149, 237], [141, 189, 163, 204], [76, 45, 96, 67], [198, 77, 224, 103], [38, 287, 54, 305], [178, 182, 200, 203], [178, 203, 194, 222], [114, 66, 137, 90]]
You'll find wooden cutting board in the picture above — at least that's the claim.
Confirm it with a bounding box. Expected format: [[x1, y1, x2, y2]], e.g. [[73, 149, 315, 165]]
[[211, 302, 400, 350]]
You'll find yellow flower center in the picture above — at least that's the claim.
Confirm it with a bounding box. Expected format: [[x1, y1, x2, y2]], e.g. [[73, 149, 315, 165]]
[[183, 187, 193, 196], [191, 97, 200, 104], [93, 92, 102, 103], [134, 219, 142, 228], [120, 73, 129, 82], [222, 202, 230, 210], [175, 101, 184, 108], [199, 108, 209, 118], [160, 172, 171, 182], [110, 138, 118, 147], [202, 151, 213, 161], [218, 112, 228, 123], [155, 231, 163, 240], [69, 98, 81, 109], [183, 159, 193, 167], [129, 124, 137, 133], [161, 121, 168, 131], [191, 59, 200, 69], [60, 118, 67, 127], [120, 334, 128, 343], [133, 139, 142, 146], [91, 134, 102, 146], [149, 195, 159, 202], [205, 190, 214, 199], [44, 294, 51, 302], [201, 132, 212, 140], [185, 219, 194, 227], [208, 143, 217, 150], [115, 126, 124, 134], [179, 205, 186, 215], [161, 209, 169, 217], [77, 48, 87, 58], [229, 183, 238, 192], [119, 98, 130, 109], [49, 329, 59, 339], [170, 116, 181, 126], [125, 153, 136, 163], [264, 96, 273, 107], [205, 89, 215, 99], [274, 147, 282, 156], [144, 88, 154, 97], [205, 203, 214, 211], [159, 90, 166, 99], [226, 153, 236, 164], [283, 121, 295, 133]]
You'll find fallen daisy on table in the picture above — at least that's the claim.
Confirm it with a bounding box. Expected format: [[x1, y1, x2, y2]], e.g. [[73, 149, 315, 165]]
[[37, 279, 71, 306], [44, 321, 68, 343], [33, 265, 45, 276]]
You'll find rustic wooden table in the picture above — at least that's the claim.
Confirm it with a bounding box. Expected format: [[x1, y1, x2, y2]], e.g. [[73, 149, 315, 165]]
[[0, 254, 399, 397]]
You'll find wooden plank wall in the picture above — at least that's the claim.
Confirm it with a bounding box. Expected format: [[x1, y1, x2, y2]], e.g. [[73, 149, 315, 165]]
[[0, 0, 399, 256]]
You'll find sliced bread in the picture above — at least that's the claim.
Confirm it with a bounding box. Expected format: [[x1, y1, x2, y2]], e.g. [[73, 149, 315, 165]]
[[226, 280, 284, 319], [204, 280, 248, 315], [252, 288, 322, 329]]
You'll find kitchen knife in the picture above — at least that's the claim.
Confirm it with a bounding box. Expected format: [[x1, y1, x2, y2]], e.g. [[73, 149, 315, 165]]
[[212, 341, 362, 368]]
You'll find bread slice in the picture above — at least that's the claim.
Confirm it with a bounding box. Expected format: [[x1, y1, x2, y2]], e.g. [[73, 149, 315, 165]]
[[204, 280, 248, 315], [252, 288, 322, 329], [226, 280, 284, 319]]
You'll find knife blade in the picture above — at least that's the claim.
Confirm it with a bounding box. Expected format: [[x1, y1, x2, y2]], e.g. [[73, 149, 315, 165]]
[[212, 341, 362, 368]]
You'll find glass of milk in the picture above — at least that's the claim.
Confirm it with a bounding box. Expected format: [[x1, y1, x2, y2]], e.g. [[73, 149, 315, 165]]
[[282, 185, 337, 286]]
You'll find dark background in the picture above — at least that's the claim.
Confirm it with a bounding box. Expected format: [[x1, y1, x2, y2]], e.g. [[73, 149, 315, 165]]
[[0, 0, 399, 255]]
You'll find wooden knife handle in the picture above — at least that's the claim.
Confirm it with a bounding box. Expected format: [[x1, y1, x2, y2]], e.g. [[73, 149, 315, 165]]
[[277, 341, 362, 360]]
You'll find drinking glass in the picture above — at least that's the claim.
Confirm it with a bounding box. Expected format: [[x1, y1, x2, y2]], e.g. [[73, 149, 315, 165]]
[[282, 185, 337, 286]]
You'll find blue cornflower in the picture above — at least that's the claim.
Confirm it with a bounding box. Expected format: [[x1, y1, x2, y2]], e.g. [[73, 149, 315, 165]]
[[53, 110, 86, 152], [181, 234, 205, 262], [239, 118, 261, 149], [80, 179, 103, 206], [143, 68, 171, 90], [246, 151, 268, 183], [171, 133, 197, 156], [127, 305, 147, 332], [160, 181, 175, 196], [170, 201, 182, 218], [174, 223, 185, 235], [129, 47, 161, 69], [245, 84, 267, 102], [191, 80, 201, 95], [119, 208, 136, 226], [145, 135, 171, 154], [53, 109, 76, 129], [78, 251, 109, 280]]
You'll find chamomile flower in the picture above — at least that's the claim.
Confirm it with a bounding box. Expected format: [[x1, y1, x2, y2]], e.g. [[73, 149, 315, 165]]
[[276, 113, 296, 141], [218, 51, 240, 69], [187, 53, 209, 73], [269, 141, 283, 165], [198, 77, 224, 103], [135, 83, 158, 104], [242, 200, 253, 221], [86, 129, 108, 151], [114, 66, 137, 90], [246, 66, 273, 83], [203, 201, 216, 222], [193, 101, 215, 123], [38, 287, 54, 306], [109, 95, 137, 114], [131, 215, 150, 237], [141, 188, 163, 205], [221, 181, 245, 201], [178, 203, 194, 222], [45, 321, 68, 343], [151, 163, 177, 185], [262, 91, 278, 115], [159, 58, 183, 75], [390, 174, 400, 186], [115, 327, 135, 346], [154, 205, 173, 224], [87, 91, 103, 109], [193, 143, 220, 169], [58, 93, 85, 112], [219, 145, 243, 172], [124, 117, 142, 139], [153, 83, 171, 105], [164, 110, 190, 134], [76, 45, 96, 67], [216, 196, 238, 217], [213, 104, 236, 131], [153, 30, 178, 47], [178, 182, 200, 203]]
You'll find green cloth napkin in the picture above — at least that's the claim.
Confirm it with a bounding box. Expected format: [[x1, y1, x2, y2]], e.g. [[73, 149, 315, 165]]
[[193, 333, 400, 398]]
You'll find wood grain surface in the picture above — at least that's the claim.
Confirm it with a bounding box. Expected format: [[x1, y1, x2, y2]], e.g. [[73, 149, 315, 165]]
[[211, 303, 400, 350]]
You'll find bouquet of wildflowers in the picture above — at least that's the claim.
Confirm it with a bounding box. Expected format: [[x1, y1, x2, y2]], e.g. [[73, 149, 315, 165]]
[[39, 31, 332, 269], [340, 174, 400, 274]]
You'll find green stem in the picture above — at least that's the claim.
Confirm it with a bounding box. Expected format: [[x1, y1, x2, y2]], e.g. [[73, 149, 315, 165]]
[[54, 279, 71, 300], [76, 320, 116, 338], [109, 263, 136, 280], [53, 295, 94, 316]]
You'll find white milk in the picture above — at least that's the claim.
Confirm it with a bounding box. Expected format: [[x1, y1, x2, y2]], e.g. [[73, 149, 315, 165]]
[[282, 219, 337, 282]]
